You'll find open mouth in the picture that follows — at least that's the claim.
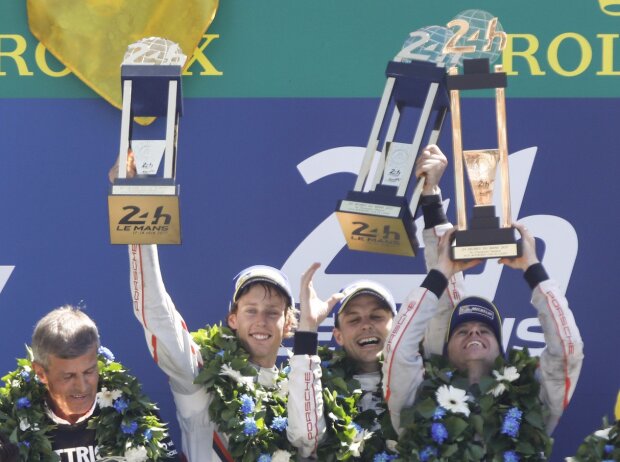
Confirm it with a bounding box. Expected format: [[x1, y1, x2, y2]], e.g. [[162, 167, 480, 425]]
[[357, 336, 380, 347], [465, 340, 484, 349], [250, 333, 271, 341]]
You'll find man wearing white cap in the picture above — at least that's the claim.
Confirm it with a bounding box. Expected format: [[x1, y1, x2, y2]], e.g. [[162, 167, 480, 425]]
[[127, 246, 297, 461], [286, 145, 462, 460]]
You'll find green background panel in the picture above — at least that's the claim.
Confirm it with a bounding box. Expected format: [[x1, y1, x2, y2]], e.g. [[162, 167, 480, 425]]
[[1, 0, 620, 98]]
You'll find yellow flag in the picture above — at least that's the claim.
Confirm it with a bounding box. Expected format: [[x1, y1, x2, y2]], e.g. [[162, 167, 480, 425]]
[[615, 390, 620, 421], [27, 0, 218, 109]]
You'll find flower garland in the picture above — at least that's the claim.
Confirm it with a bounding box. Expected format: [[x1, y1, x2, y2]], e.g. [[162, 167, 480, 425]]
[[568, 417, 619, 461], [317, 346, 399, 462], [0, 346, 170, 462], [398, 348, 552, 461], [191, 324, 296, 462]]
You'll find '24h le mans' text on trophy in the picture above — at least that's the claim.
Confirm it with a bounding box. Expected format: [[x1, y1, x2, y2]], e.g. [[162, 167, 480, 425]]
[[443, 10, 522, 260], [335, 26, 460, 257], [108, 37, 186, 244]]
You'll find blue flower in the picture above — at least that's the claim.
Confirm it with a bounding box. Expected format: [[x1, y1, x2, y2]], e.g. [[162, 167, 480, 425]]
[[373, 451, 397, 462], [501, 417, 520, 438], [16, 397, 31, 409], [419, 446, 438, 462], [445, 371, 454, 379], [240, 394, 255, 415], [98, 346, 115, 362], [143, 429, 153, 441], [504, 450, 520, 462], [113, 398, 129, 413], [432, 407, 446, 421], [431, 422, 448, 444], [121, 421, 138, 435], [257, 454, 271, 462], [270, 416, 288, 432], [19, 441, 30, 448], [351, 422, 362, 433], [242, 417, 258, 436], [604, 444, 614, 454], [505, 407, 523, 421], [19, 370, 31, 382], [216, 350, 225, 357], [321, 361, 331, 369]]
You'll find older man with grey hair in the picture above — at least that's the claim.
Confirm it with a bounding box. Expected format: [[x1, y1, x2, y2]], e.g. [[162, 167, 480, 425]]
[[25, 306, 180, 462]]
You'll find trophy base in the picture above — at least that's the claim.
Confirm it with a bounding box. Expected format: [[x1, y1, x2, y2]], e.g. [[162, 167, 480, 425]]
[[108, 180, 181, 245], [451, 205, 521, 260], [451, 227, 521, 260], [336, 187, 418, 257]]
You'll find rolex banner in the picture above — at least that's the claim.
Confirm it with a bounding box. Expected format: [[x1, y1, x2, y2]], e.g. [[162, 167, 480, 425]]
[[1, 1, 619, 459]]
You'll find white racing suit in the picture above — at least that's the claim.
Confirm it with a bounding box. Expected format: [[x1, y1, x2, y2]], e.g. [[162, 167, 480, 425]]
[[382, 247, 584, 437], [128, 244, 280, 462], [286, 221, 464, 459]]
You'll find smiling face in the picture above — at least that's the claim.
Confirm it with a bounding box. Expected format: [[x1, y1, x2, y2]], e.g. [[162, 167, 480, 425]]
[[446, 321, 500, 374], [228, 283, 291, 368], [33, 345, 99, 424], [333, 294, 393, 373]]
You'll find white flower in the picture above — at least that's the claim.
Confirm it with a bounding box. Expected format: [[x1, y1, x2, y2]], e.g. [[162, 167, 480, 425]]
[[19, 417, 30, 431], [436, 385, 470, 417], [124, 446, 148, 462], [11, 380, 20, 388], [350, 440, 363, 457], [350, 425, 373, 456], [219, 364, 255, 390], [493, 366, 520, 383], [271, 449, 292, 462], [386, 439, 399, 453], [594, 427, 612, 439], [275, 378, 289, 400], [488, 382, 507, 397], [97, 387, 123, 408]]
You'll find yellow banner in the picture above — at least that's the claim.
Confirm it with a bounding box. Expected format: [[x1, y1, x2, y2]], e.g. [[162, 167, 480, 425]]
[[27, 0, 218, 109]]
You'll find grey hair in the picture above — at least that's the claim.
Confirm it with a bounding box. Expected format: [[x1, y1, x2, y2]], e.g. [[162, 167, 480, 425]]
[[31, 305, 100, 369]]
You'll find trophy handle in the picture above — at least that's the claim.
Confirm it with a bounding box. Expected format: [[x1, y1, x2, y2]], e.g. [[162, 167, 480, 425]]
[[354, 77, 396, 192], [118, 79, 133, 179], [164, 80, 178, 179]]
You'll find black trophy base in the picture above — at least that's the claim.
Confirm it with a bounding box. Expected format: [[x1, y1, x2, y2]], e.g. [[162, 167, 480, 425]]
[[451, 206, 521, 260], [336, 186, 418, 257]]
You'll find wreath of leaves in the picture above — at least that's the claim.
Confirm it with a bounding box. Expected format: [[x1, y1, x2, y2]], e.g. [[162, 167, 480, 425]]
[[0, 347, 170, 462], [569, 417, 619, 461], [317, 346, 399, 462], [398, 348, 552, 461], [192, 324, 296, 462]]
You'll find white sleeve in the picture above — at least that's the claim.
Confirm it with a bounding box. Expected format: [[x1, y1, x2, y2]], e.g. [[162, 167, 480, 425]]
[[531, 279, 584, 434], [382, 282, 442, 435], [128, 244, 204, 396], [421, 226, 466, 358], [286, 354, 325, 458]]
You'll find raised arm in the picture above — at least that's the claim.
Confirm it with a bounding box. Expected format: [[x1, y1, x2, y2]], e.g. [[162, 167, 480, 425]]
[[417, 145, 467, 357], [500, 222, 584, 434], [287, 263, 341, 457], [128, 244, 204, 396], [383, 230, 479, 434]]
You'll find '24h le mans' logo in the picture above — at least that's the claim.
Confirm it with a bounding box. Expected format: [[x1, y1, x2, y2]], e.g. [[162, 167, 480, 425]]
[[282, 146, 578, 354]]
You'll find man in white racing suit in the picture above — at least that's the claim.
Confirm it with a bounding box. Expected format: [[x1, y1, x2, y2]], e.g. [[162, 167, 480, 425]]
[[286, 145, 464, 459], [383, 214, 584, 441], [128, 246, 297, 461]]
